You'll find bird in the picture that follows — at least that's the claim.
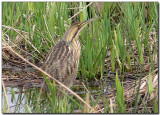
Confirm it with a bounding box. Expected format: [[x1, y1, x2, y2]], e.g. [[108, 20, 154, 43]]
[[42, 17, 97, 96]]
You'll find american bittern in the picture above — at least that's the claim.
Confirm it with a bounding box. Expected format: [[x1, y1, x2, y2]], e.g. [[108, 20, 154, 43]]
[[42, 17, 97, 95]]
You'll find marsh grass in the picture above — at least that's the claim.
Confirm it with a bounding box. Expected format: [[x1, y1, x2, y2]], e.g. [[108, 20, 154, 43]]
[[2, 2, 158, 113]]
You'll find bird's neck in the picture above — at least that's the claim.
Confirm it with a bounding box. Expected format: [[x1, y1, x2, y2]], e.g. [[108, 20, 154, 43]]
[[72, 38, 81, 65], [72, 38, 80, 49]]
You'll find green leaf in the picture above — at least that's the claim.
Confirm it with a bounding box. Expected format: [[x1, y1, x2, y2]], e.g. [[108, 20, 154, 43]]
[[115, 71, 126, 113], [24, 104, 32, 113], [148, 72, 154, 95]]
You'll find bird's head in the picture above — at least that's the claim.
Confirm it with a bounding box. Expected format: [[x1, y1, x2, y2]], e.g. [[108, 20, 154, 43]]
[[63, 17, 97, 43]]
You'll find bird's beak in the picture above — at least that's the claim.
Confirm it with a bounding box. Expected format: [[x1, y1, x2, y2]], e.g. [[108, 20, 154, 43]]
[[70, 17, 98, 42], [80, 17, 98, 29]]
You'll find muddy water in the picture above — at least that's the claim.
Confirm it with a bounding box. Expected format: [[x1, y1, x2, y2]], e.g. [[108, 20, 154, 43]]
[[2, 81, 104, 113], [2, 87, 27, 113], [2, 63, 115, 113]]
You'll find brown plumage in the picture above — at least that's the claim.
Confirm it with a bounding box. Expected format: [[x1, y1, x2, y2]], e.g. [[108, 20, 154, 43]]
[[42, 17, 97, 95]]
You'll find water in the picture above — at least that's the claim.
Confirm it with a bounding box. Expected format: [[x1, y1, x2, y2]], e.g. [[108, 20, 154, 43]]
[[2, 77, 114, 113], [2, 87, 27, 113]]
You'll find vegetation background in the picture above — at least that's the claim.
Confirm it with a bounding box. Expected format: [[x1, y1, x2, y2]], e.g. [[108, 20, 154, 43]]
[[2, 2, 158, 113]]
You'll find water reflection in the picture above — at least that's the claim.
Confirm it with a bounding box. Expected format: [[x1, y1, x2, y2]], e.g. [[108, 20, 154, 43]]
[[2, 87, 26, 113], [2, 79, 112, 113]]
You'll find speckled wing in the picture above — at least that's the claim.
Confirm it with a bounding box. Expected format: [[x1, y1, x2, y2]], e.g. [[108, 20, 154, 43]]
[[42, 40, 78, 85]]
